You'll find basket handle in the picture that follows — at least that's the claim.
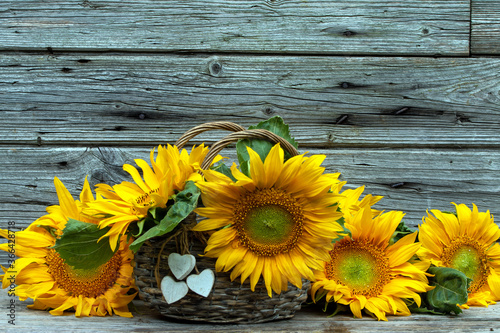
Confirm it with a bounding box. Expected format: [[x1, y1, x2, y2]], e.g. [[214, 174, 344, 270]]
[[201, 129, 299, 170], [174, 121, 246, 149]]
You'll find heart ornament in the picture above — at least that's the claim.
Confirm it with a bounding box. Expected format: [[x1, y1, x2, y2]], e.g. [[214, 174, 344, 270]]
[[160, 276, 188, 304], [186, 269, 215, 297], [168, 253, 196, 280]]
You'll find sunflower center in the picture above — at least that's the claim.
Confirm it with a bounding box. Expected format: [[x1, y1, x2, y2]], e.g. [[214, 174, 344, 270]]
[[441, 237, 489, 293], [325, 239, 391, 297], [233, 188, 303, 256], [244, 205, 294, 244], [46, 249, 122, 298]]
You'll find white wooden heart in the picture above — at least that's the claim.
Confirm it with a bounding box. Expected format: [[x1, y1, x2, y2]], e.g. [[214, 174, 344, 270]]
[[186, 269, 215, 297], [161, 276, 188, 304], [168, 253, 196, 280]]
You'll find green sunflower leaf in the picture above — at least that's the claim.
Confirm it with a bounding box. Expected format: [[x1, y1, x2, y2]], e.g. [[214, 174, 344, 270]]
[[236, 116, 298, 176], [412, 266, 471, 315], [52, 218, 117, 270], [129, 181, 201, 252], [408, 302, 450, 315]]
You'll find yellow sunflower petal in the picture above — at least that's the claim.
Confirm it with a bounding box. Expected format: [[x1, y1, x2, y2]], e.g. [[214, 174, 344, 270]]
[[79, 176, 95, 204], [275, 153, 305, 189], [26, 281, 56, 297], [263, 143, 284, 187], [49, 297, 79, 316], [54, 177, 78, 220], [230, 163, 256, 191], [249, 258, 265, 291], [247, 147, 267, 188], [387, 232, 421, 267], [135, 158, 160, 190], [194, 206, 233, 220], [234, 251, 258, 284], [191, 218, 231, 232], [2, 229, 54, 248], [350, 299, 363, 318], [203, 228, 237, 253], [275, 253, 302, 288], [202, 168, 233, 184], [217, 246, 248, 272], [487, 270, 500, 300], [261, 258, 273, 297], [432, 209, 460, 240], [122, 163, 150, 193]]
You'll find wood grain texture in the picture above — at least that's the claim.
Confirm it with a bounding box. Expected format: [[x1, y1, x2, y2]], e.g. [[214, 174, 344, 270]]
[[472, 0, 500, 54], [1, 292, 499, 332], [2, 54, 500, 148], [0, 0, 469, 55], [1, 146, 499, 236]]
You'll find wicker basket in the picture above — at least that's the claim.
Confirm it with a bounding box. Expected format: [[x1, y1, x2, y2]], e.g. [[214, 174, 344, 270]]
[[135, 124, 310, 324]]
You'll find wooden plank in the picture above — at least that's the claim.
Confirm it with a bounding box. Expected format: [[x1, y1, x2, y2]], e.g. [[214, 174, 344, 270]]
[[1, 292, 499, 332], [2, 54, 500, 148], [0, 0, 469, 55], [1, 146, 499, 238], [472, 0, 500, 54]]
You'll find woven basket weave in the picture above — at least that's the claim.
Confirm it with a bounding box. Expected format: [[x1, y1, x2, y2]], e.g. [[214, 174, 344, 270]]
[[134, 124, 310, 324]]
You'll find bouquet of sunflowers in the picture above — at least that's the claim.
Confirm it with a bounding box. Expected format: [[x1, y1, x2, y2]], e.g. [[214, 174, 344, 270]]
[[1, 116, 499, 322]]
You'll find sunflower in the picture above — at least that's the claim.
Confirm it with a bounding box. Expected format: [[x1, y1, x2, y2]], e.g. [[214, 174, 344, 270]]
[[192, 144, 345, 297], [0, 177, 137, 317], [417, 203, 500, 307], [311, 207, 433, 321], [85, 144, 215, 250]]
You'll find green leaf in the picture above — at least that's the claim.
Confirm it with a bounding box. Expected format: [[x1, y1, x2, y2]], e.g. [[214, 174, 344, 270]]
[[52, 219, 117, 270], [149, 207, 159, 220], [236, 116, 299, 176], [408, 301, 450, 315], [129, 218, 146, 238], [129, 181, 201, 252], [423, 267, 471, 315]]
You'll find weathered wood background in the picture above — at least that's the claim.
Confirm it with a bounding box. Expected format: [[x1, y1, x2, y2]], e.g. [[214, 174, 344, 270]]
[[1, 1, 500, 331]]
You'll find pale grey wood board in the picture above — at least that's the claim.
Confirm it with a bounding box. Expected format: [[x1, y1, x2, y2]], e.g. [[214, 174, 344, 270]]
[[1, 293, 499, 333], [472, 0, 500, 54], [0, 0, 470, 55], [2, 54, 500, 147]]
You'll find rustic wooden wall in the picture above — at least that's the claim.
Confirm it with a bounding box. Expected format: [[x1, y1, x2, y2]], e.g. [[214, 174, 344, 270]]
[[1, 0, 500, 330], [1, 0, 499, 257]]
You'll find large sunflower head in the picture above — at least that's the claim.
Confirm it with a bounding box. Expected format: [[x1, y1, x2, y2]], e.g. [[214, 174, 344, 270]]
[[192, 143, 345, 297], [85, 144, 214, 250], [311, 207, 433, 321], [0, 177, 137, 317], [418, 203, 500, 307]]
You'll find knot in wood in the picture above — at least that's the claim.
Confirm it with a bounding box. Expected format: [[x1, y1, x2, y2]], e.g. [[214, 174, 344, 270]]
[[209, 62, 222, 76]]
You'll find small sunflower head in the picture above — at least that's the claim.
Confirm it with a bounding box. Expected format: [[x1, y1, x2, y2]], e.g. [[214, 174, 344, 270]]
[[418, 203, 500, 304]]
